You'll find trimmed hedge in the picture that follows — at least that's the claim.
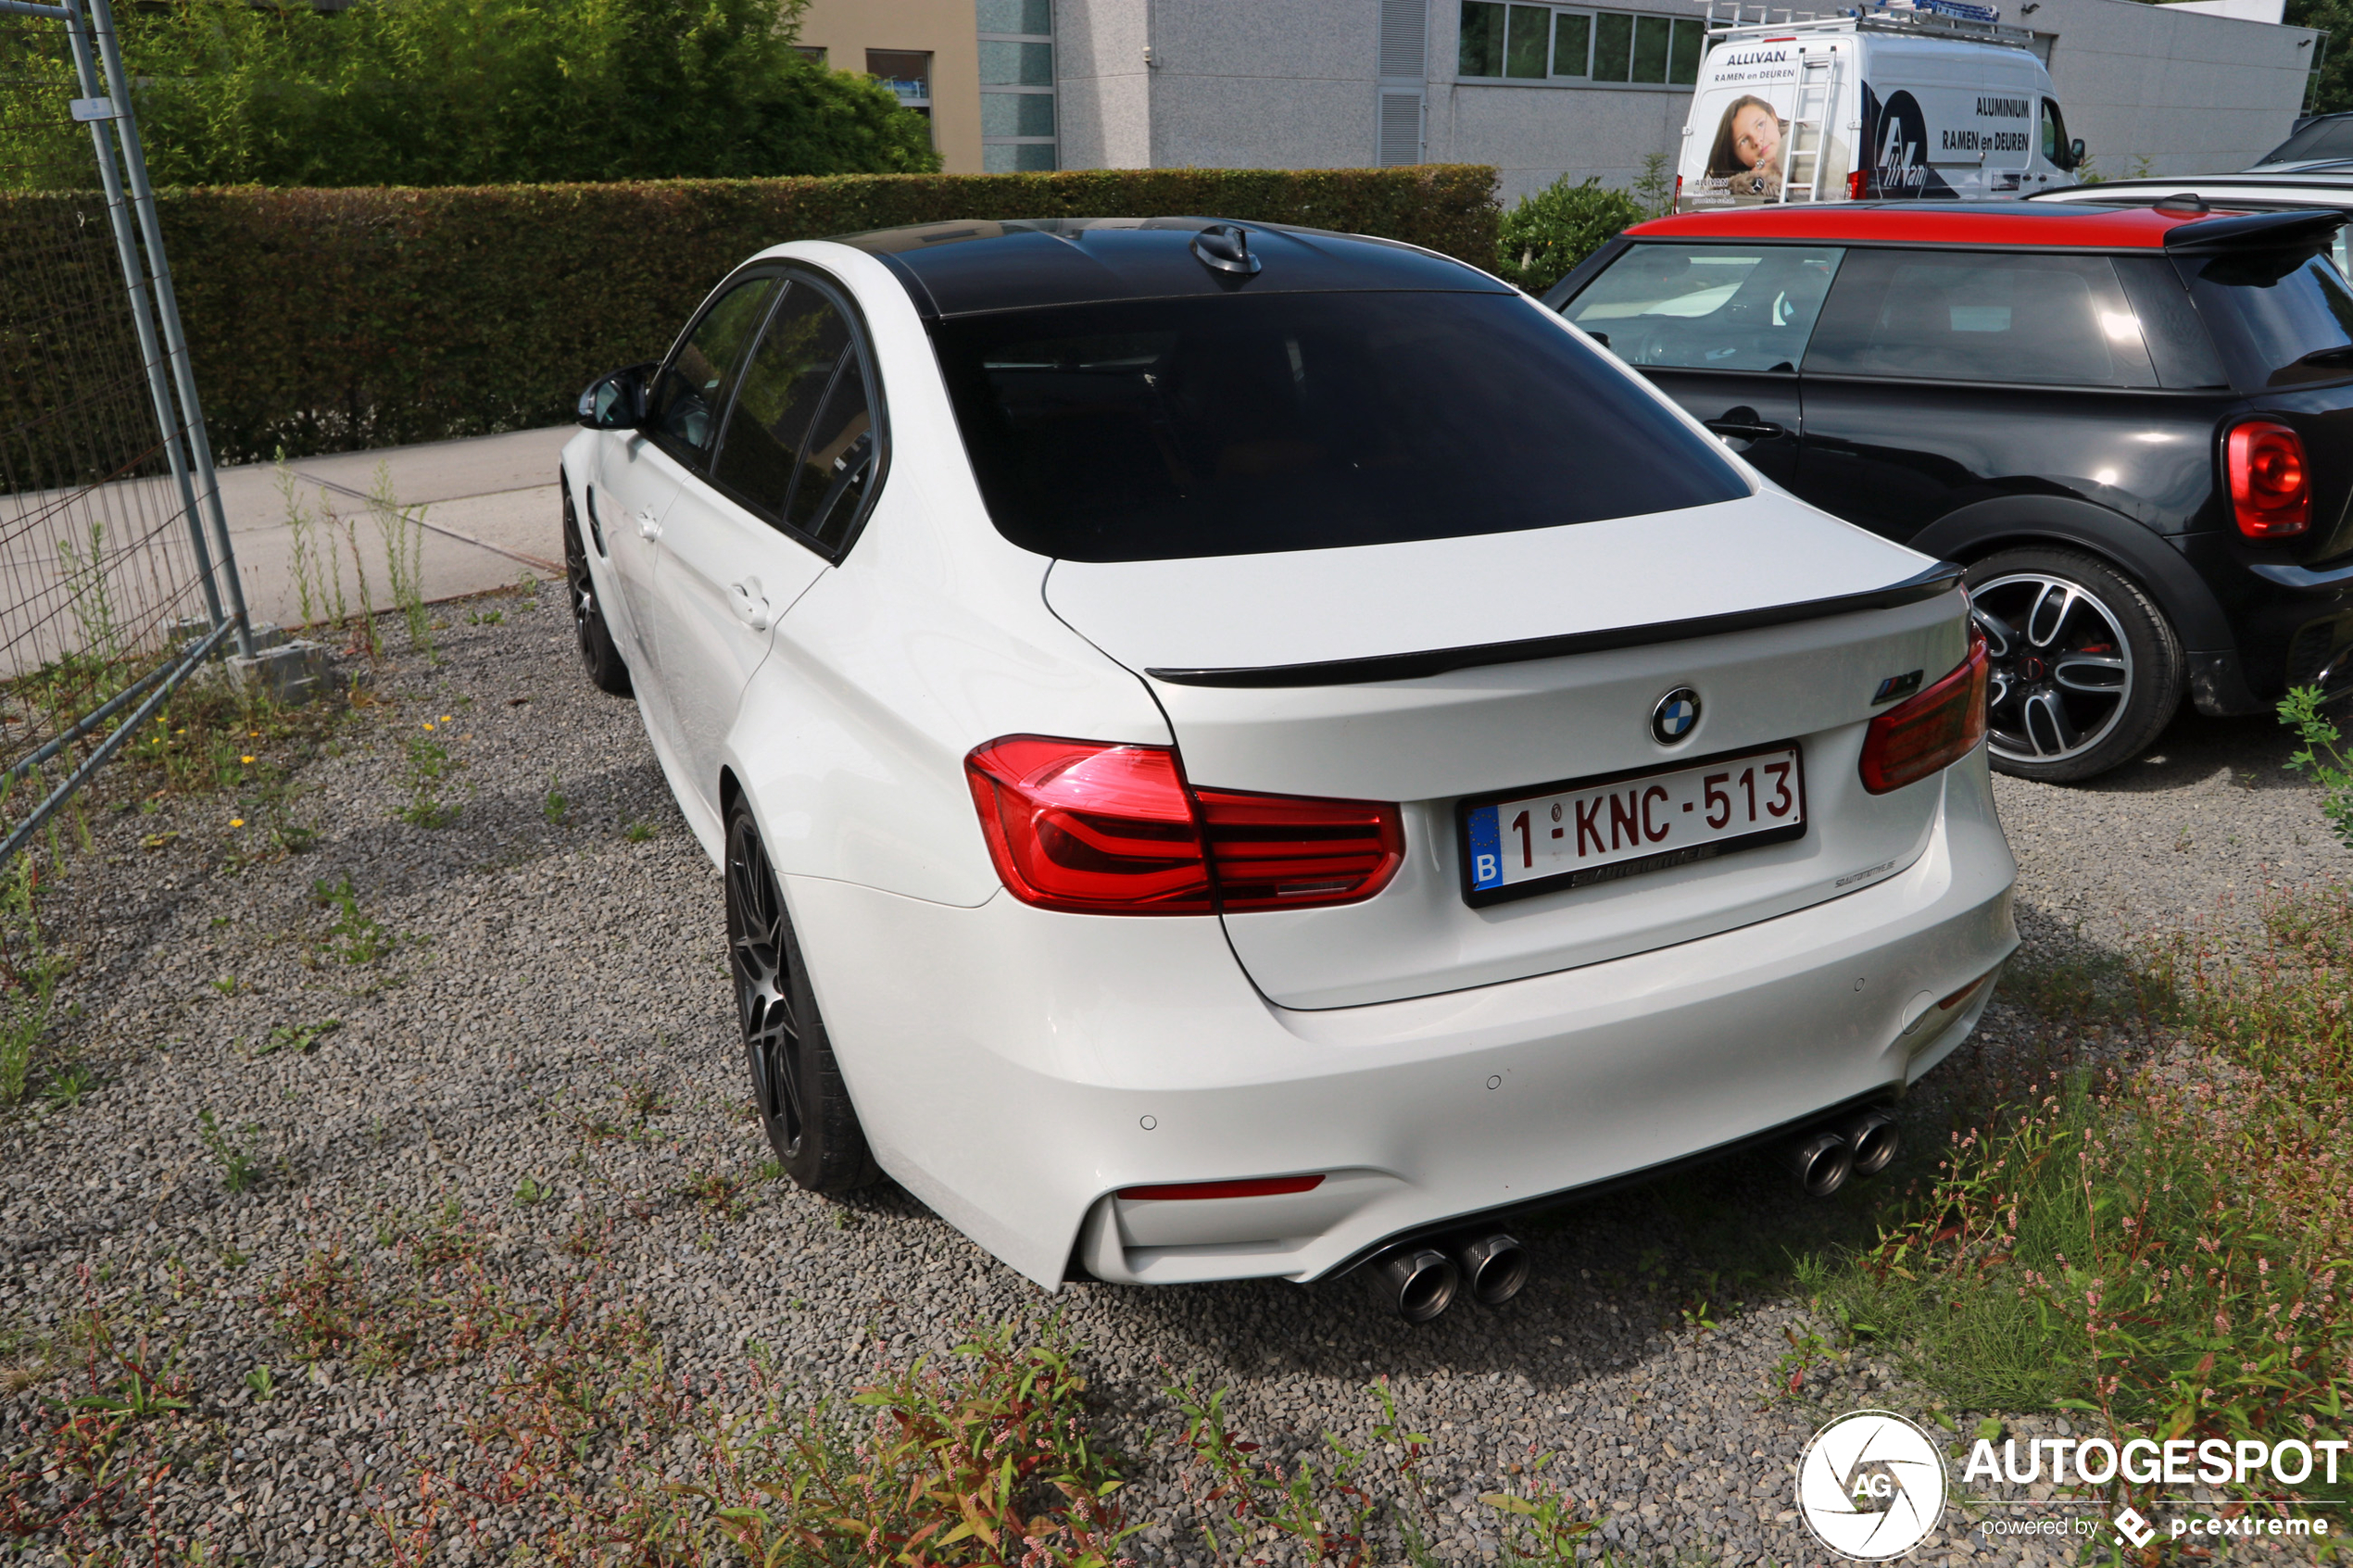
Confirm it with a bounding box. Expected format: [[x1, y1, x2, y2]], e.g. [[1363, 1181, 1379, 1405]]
[[1, 166, 1500, 469]]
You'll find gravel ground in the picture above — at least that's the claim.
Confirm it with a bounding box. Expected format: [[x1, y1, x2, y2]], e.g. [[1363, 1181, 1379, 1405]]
[[0, 595, 2340, 1567]]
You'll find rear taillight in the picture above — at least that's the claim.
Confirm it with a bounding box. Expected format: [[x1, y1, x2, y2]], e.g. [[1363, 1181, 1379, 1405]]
[[1857, 628, 1989, 795], [964, 736, 1403, 915], [1847, 169, 1871, 200], [2227, 420, 2311, 539]]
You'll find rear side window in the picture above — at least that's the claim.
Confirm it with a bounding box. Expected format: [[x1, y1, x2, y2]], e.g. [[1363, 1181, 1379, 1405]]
[[2181, 248, 2353, 391], [1805, 250, 2158, 388], [930, 290, 1748, 562], [1562, 243, 1843, 372]]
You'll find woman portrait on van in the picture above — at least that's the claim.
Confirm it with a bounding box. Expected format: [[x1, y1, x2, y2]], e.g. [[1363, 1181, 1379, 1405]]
[[1707, 94, 1785, 198]]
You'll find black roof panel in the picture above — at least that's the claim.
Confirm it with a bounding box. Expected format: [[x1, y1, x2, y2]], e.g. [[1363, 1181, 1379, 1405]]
[[831, 218, 1501, 317]]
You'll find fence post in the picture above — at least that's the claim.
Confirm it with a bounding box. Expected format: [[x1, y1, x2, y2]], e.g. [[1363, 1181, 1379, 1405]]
[[82, 0, 254, 659], [57, 0, 225, 634]]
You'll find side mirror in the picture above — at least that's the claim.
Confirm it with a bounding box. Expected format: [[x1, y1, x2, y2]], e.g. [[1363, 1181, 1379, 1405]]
[[578, 364, 651, 431], [2069, 137, 2086, 170]]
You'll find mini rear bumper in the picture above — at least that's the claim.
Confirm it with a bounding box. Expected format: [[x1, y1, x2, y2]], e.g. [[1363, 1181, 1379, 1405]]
[[782, 756, 2017, 1290]]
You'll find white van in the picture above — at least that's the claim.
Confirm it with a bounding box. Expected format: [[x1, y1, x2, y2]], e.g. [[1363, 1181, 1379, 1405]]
[[1676, 0, 2083, 209]]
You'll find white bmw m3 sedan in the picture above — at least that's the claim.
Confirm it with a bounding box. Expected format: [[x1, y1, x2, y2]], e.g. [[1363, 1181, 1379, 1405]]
[[558, 217, 2018, 1322]]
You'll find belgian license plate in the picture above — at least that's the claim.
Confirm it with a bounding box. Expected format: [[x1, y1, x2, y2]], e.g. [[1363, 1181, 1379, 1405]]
[[1459, 744, 1806, 907]]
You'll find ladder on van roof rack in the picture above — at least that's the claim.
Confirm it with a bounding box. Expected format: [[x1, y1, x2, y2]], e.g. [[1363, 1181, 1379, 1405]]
[[1777, 50, 1841, 204], [1703, 0, 2039, 47]]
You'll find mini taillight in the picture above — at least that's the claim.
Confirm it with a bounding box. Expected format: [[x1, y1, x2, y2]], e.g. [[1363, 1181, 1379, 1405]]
[[2227, 420, 2311, 539], [1847, 169, 1870, 200], [964, 736, 1403, 915], [1858, 628, 1989, 795]]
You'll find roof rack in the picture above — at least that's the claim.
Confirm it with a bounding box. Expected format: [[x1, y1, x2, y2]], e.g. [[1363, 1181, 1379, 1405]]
[[1704, 0, 2040, 47]]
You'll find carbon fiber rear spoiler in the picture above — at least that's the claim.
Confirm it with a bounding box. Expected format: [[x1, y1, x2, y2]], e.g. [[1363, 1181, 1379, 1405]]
[[2163, 208, 2347, 254]]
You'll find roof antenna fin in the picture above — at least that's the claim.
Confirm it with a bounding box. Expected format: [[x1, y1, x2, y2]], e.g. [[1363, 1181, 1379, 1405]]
[[1190, 224, 1263, 276]]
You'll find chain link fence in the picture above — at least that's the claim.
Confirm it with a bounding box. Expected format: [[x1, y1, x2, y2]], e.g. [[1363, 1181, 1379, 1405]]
[[0, 0, 250, 863]]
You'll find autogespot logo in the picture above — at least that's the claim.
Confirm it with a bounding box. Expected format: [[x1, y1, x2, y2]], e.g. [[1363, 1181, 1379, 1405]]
[[1796, 1411, 1948, 1561]]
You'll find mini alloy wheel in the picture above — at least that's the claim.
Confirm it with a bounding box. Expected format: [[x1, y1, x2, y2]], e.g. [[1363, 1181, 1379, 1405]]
[[1965, 547, 2183, 783], [724, 800, 877, 1192], [563, 483, 631, 696]]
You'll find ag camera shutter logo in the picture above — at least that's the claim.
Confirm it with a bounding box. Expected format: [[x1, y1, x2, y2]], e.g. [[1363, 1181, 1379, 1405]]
[[1796, 1410, 1948, 1561]]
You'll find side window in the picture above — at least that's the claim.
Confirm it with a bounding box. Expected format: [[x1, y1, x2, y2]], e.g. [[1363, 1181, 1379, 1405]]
[[1560, 243, 1844, 372], [1804, 249, 2158, 388], [708, 274, 884, 553], [648, 277, 777, 470]]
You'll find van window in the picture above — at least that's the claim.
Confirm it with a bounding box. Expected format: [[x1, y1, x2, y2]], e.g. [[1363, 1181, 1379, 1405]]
[[2038, 99, 2070, 165], [1805, 250, 2159, 388], [930, 290, 1747, 562], [1561, 243, 1844, 372]]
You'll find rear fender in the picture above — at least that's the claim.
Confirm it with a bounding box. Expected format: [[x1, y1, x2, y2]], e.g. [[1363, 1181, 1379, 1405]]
[[1906, 495, 2233, 652]]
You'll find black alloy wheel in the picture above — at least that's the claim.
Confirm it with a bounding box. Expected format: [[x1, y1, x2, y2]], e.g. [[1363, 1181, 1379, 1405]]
[[724, 798, 877, 1193], [1965, 546, 2183, 784], [563, 483, 632, 696]]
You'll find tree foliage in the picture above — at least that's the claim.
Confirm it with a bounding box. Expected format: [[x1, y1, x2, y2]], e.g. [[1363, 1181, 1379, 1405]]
[[4, 0, 940, 189], [2287, 0, 2353, 117], [1494, 174, 1645, 293]]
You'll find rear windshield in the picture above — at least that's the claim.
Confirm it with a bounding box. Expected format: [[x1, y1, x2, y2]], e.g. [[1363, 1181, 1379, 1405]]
[[2183, 250, 2353, 390], [930, 291, 1748, 562]]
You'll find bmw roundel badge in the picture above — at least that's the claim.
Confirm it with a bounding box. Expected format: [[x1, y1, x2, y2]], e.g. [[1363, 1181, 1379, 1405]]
[[1651, 687, 1701, 745]]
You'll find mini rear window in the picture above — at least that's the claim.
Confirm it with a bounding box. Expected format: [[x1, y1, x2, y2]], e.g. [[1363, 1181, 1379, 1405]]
[[2181, 249, 2353, 391], [930, 291, 1748, 562]]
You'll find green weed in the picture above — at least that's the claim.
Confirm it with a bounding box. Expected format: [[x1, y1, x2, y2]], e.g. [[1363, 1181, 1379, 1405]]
[[622, 819, 656, 843], [252, 1018, 340, 1059], [195, 1109, 261, 1193], [2282, 684, 2353, 847], [308, 876, 390, 965], [368, 461, 434, 661], [0, 851, 64, 1108], [542, 774, 568, 825]]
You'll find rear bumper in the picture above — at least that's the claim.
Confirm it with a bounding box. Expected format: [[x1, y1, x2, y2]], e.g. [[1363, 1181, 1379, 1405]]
[[782, 754, 2018, 1290]]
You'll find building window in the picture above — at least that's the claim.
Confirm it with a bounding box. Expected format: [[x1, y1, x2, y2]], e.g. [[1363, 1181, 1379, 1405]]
[[796, 44, 827, 67], [1458, 1, 1701, 85], [867, 50, 936, 145], [978, 0, 1056, 170]]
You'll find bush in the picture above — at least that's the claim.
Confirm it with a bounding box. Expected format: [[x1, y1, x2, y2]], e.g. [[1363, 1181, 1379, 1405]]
[[0, 166, 1501, 467], [1494, 175, 1645, 294], [0, 0, 938, 190]]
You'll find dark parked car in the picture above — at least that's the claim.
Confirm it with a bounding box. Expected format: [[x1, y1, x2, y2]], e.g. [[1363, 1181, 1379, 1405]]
[[2257, 112, 2353, 169], [1545, 201, 2353, 781]]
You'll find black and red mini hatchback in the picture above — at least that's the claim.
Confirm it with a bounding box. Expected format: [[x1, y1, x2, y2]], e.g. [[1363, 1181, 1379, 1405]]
[[1546, 201, 2353, 781]]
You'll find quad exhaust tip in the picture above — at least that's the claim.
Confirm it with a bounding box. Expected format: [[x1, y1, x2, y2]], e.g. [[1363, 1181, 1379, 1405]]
[[1367, 1246, 1459, 1323], [1786, 1129, 1854, 1198], [1843, 1108, 1901, 1178], [1455, 1233, 1531, 1309]]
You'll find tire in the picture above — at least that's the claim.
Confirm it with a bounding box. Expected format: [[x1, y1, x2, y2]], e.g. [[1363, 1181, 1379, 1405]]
[[724, 798, 878, 1193], [562, 482, 632, 696], [1965, 546, 2183, 784]]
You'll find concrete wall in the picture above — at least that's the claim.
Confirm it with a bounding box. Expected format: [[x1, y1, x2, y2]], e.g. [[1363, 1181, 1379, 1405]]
[[796, 0, 986, 172], [2036, 0, 2316, 175], [1061, 0, 2316, 198]]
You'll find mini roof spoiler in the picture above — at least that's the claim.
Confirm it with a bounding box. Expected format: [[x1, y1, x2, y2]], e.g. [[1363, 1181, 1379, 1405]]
[[2163, 208, 2347, 254]]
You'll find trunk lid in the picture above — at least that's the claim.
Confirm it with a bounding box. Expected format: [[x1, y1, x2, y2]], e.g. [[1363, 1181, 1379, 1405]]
[[1045, 495, 1974, 1009]]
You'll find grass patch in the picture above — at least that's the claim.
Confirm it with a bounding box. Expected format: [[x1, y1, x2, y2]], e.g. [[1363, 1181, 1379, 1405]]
[[1802, 888, 2353, 1517]]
